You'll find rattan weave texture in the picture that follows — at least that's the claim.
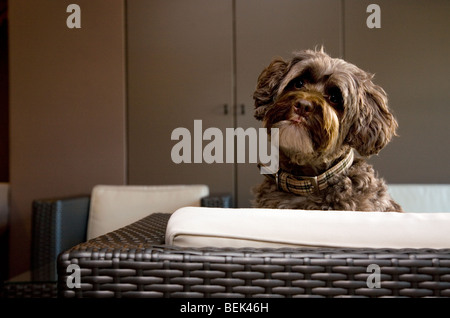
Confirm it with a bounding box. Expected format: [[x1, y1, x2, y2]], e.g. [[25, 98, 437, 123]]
[[31, 199, 58, 280], [58, 213, 450, 298], [2, 282, 58, 298]]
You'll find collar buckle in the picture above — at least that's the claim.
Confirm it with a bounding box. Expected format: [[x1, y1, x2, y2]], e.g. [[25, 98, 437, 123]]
[[299, 175, 320, 194]]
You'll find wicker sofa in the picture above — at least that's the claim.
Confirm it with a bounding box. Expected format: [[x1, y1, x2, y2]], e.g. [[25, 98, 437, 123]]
[[54, 184, 450, 298], [16, 183, 449, 298], [57, 212, 450, 298]]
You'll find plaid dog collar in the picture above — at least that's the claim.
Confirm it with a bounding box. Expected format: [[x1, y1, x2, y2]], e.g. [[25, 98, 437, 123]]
[[259, 150, 354, 196]]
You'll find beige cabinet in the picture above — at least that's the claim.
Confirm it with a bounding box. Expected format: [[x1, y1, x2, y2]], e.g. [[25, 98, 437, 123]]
[[127, 0, 234, 197], [344, 0, 450, 184], [127, 0, 342, 207]]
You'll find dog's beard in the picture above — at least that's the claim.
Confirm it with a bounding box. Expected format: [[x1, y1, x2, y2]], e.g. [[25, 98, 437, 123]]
[[272, 120, 314, 156], [263, 92, 341, 165]]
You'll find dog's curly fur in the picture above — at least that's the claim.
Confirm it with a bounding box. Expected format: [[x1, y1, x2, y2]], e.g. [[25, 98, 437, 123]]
[[252, 48, 402, 212]]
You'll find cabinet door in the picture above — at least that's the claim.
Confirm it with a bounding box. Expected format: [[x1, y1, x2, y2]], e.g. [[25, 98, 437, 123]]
[[127, 0, 234, 195], [345, 0, 450, 183], [235, 0, 343, 207]]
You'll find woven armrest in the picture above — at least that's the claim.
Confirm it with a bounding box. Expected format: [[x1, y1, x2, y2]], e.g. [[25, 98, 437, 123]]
[[58, 213, 450, 298], [32, 195, 90, 281]]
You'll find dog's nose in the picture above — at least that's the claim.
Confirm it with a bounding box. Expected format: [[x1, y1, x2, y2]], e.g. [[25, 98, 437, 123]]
[[295, 99, 314, 115]]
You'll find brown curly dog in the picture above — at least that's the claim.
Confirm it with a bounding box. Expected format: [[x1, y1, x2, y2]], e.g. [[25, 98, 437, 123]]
[[252, 48, 402, 212]]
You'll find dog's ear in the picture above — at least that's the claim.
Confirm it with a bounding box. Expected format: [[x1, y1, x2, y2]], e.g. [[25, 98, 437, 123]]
[[346, 79, 398, 156], [253, 58, 289, 121]]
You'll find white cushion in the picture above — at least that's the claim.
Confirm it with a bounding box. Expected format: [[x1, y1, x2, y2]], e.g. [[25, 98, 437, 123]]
[[0, 183, 9, 235], [388, 184, 450, 212], [87, 184, 209, 240], [166, 207, 450, 249]]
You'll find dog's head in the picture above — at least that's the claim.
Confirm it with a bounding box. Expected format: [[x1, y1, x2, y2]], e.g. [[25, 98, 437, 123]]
[[253, 48, 398, 165]]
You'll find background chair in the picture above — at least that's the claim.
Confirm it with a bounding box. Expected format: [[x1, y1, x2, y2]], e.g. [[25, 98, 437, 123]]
[[31, 184, 232, 281], [387, 184, 450, 213]]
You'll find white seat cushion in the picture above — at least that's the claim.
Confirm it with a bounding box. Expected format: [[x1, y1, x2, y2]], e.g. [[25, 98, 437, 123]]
[[87, 184, 209, 239], [388, 184, 450, 212], [166, 207, 450, 249]]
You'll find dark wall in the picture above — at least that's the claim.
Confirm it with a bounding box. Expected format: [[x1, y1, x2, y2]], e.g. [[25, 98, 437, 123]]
[[8, 0, 126, 277]]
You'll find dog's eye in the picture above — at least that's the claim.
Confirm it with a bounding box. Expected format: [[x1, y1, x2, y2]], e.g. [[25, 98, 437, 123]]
[[327, 87, 343, 108], [293, 78, 304, 89]]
